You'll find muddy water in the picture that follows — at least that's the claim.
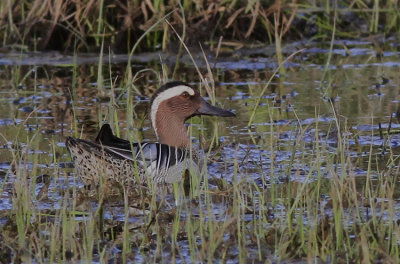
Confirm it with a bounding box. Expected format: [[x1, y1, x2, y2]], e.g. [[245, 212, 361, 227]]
[[1, 38, 400, 261]]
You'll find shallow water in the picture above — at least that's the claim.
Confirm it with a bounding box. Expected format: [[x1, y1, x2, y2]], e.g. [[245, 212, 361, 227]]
[[1, 38, 400, 262]]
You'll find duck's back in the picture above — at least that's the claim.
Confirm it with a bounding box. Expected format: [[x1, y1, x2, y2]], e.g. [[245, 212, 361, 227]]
[[65, 124, 198, 185]]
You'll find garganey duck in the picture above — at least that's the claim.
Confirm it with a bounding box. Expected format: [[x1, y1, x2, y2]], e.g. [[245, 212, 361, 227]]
[[65, 81, 235, 186]]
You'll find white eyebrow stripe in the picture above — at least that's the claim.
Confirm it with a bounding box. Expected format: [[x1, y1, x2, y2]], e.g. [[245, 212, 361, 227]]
[[151, 85, 195, 139]]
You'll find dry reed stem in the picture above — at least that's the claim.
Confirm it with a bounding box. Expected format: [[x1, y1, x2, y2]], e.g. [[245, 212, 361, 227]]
[[5, 0, 392, 51]]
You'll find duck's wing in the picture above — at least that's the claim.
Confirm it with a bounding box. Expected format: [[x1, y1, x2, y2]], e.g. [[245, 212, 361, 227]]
[[93, 124, 186, 168], [95, 124, 132, 150], [104, 142, 186, 170], [66, 136, 138, 161]]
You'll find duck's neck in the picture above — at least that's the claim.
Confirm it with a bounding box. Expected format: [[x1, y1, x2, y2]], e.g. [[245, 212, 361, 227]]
[[155, 114, 190, 148]]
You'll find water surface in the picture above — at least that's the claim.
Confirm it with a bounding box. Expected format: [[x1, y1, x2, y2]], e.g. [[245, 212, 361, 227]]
[[1, 38, 400, 262]]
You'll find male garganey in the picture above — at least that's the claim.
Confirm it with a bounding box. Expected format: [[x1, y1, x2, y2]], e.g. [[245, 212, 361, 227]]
[[66, 81, 235, 186]]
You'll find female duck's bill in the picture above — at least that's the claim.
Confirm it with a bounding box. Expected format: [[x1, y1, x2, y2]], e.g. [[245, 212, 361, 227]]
[[66, 81, 235, 187]]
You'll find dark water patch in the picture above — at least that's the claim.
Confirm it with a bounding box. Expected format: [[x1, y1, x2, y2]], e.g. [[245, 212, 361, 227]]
[[0, 119, 23, 126]]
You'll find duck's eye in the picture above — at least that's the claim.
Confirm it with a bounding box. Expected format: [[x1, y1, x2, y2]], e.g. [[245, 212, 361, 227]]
[[181, 92, 190, 98]]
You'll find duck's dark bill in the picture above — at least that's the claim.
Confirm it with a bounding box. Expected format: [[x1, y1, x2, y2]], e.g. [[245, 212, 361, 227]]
[[196, 99, 236, 117]]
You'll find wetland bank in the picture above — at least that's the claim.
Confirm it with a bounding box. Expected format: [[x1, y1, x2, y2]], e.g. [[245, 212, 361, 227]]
[[1, 0, 400, 263]]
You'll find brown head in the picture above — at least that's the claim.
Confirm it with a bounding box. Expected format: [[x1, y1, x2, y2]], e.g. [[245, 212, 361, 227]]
[[150, 81, 235, 148]]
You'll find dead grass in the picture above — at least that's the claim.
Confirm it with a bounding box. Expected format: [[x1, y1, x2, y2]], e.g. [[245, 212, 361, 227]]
[[1, 0, 398, 52]]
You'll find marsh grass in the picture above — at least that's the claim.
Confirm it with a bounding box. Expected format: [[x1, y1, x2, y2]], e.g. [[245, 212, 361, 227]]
[[1, 0, 399, 52], [1, 4, 400, 264], [1, 66, 400, 262]]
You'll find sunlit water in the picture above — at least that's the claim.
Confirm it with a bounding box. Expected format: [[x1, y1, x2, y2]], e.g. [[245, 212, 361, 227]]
[[1, 38, 400, 261]]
